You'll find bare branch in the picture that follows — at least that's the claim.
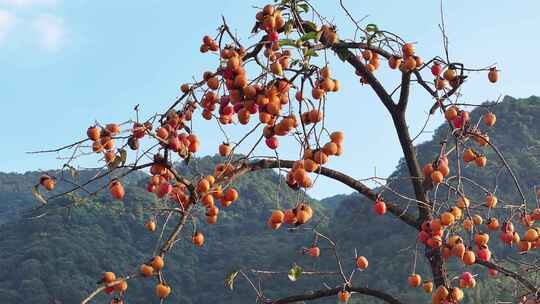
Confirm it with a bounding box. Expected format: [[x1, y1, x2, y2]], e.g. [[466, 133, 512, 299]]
[[243, 159, 418, 228], [269, 285, 405, 304]]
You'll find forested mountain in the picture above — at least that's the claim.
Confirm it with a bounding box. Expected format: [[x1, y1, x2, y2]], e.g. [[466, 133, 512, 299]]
[[327, 95, 540, 303], [0, 169, 146, 225], [0, 156, 326, 304], [0, 96, 538, 303]]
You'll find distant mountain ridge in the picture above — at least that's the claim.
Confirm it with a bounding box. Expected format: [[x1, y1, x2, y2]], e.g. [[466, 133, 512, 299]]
[[0, 168, 146, 225]]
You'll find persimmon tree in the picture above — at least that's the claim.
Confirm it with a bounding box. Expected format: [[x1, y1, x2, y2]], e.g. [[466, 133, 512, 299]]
[[30, 0, 540, 303]]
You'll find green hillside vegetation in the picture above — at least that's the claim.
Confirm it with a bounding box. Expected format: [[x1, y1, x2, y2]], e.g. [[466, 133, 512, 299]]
[[0, 156, 327, 303], [328, 95, 540, 303], [0, 169, 146, 225], [0, 96, 538, 303]]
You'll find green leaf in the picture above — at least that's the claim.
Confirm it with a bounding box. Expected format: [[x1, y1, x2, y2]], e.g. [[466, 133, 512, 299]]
[[287, 264, 302, 281], [303, 49, 318, 58], [224, 270, 239, 290], [32, 186, 47, 205], [289, 59, 302, 68], [283, 20, 294, 35], [119, 148, 128, 166], [65, 192, 85, 205], [297, 3, 309, 13], [300, 31, 317, 42], [367, 33, 380, 45], [302, 21, 318, 33], [279, 39, 297, 47], [365, 23, 379, 33], [63, 164, 78, 179], [108, 155, 122, 170]]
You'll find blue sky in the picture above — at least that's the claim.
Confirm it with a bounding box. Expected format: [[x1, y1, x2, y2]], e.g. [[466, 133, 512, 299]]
[[1, 0, 539, 198]]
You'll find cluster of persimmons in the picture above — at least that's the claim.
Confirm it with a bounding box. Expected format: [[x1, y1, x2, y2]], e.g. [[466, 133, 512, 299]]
[[34, 2, 540, 303]]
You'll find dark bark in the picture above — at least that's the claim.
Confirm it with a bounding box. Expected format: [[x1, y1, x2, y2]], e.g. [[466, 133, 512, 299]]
[[397, 72, 411, 110], [330, 42, 443, 288], [390, 110, 430, 224], [269, 285, 405, 304], [331, 46, 396, 112], [245, 159, 418, 228], [330, 46, 445, 288], [425, 247, 449, 287]]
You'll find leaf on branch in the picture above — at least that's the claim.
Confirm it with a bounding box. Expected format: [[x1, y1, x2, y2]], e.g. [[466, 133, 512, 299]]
[[283, 20, 294, 34], [108, 151, 124, 170], [300, 31, 317, 42], [365, 23, 379, 33], [287, 263, 302, 281], [107, 160, 120, 170], [63, 164, 78, 179], [224, 270, 239, 290], [278, 39, 297, 47], [290, 59, 302, 67], [303, 48, 318, 58], [297, 3, 310, 13], [32, 186, 47, 205], [302, 21, 318, 33], [118, 148, 127, 166], [66, 192, 85, 205], [367, 35, 375, 45]]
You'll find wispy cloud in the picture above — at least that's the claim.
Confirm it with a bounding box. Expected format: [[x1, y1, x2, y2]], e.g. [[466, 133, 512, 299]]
[[0, 0, 57, 7], [0, 0, 65, 51], [33, 13, 64, 51], [0, 9, 17, 43]]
